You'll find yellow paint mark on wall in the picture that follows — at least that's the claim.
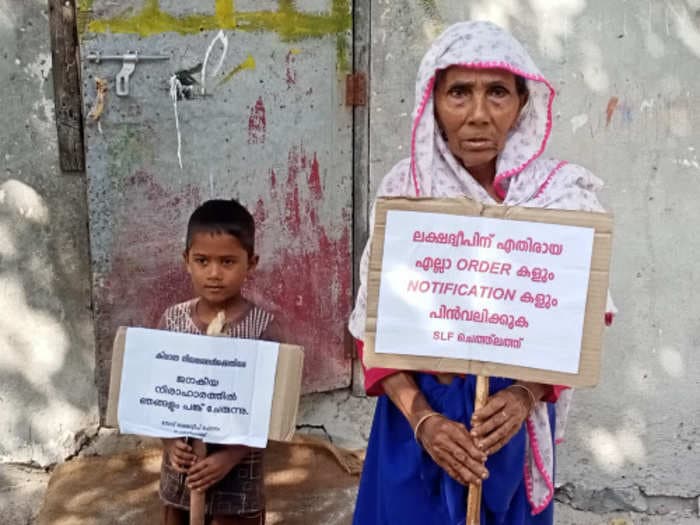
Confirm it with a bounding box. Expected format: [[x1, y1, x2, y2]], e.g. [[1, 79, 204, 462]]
[[215, 0, 234, 23], [218, 54, 256, 86], [336, 34, 349, 74], [81, 0, 351, 42], [77, 0, 95, 34]]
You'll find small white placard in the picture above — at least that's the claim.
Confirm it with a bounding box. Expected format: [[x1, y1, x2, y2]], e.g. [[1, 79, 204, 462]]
[[375, 210, 595, 374], [117, 328, 279, 447]]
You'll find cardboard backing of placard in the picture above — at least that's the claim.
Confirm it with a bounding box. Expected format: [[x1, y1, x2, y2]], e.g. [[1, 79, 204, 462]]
[[106, 327, 304, 442], [363, 197, 613, 388]]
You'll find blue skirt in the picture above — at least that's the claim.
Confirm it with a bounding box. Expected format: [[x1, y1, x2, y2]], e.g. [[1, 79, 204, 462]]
[[352, 374, 555, 525]]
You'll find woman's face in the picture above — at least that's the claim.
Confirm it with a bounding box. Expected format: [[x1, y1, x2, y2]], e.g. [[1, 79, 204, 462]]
[[434, 67, 526, 175]]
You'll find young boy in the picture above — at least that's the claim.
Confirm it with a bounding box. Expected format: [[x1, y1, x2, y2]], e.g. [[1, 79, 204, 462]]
[[157, 199, 279, 525]]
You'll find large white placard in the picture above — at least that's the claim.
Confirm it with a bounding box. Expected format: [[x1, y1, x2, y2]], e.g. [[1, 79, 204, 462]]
[[375, 210, 595, 374], [117, 328, 279, 447]]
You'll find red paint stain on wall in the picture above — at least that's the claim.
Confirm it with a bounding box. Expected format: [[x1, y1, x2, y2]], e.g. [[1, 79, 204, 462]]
[[248, 97, 266, 144], [96, 150, 351, 398], [93, 171, 201, 410], [246, 144, 352, 392], [308, 153, 322, 199], [286, 50, 297, 88], [284, 147, 304, 235], [99, 171, 201, 326], [606, 96, 619, 127]]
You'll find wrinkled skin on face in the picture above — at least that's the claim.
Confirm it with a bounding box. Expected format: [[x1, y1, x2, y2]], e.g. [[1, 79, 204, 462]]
[[434, 67, 527, 190]]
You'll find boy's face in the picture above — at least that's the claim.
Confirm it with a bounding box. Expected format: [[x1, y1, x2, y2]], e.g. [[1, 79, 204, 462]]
[[184, 232, 257, 308]]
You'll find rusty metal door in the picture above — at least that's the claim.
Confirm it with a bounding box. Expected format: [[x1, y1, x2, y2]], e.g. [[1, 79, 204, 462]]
[[78, 1, 354, 410]]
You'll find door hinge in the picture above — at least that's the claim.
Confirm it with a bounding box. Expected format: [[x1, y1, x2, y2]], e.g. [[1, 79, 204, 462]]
[[345, 72, 367, 107]]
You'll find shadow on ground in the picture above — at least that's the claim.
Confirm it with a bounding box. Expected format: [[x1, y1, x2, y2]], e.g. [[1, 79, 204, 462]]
[[37, 439, 362, 525]]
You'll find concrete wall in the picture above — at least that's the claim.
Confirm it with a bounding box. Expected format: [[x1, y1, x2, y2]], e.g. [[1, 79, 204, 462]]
[[368, 0, 700, 514], [0, 0, 98, 467]]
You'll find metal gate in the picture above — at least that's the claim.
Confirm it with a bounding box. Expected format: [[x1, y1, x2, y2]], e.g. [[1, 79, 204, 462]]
[[78, 0, 354, 411]]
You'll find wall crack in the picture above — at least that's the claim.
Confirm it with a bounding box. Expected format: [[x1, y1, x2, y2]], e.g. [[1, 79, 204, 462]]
[[556, 483, 699, 516]]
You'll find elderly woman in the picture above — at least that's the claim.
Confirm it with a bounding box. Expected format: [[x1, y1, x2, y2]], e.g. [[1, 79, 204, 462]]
[[349, 21, 613, 525]]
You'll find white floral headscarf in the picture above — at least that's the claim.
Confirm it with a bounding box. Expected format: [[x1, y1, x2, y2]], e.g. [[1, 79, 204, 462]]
[[409, 21, 555, 201], [350, 20, 615, 514]]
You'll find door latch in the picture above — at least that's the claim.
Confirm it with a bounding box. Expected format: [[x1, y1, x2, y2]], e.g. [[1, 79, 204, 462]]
[[84, 52, 170, 96]]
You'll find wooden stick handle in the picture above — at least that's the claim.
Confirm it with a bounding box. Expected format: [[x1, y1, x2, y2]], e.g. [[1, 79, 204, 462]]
[[189, 438, 207, 525], [190, 312, 223, 525], [466, 375, 489, 525]]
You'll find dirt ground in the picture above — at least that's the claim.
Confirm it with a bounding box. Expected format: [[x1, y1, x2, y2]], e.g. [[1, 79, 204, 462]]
[[36, 438, 361, 525], [28, 435, 700, 525]]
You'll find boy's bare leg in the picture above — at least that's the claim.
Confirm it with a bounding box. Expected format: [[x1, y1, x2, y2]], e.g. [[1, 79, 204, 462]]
[[161, 505, 188, 525], [211, 511, 265, 525]]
